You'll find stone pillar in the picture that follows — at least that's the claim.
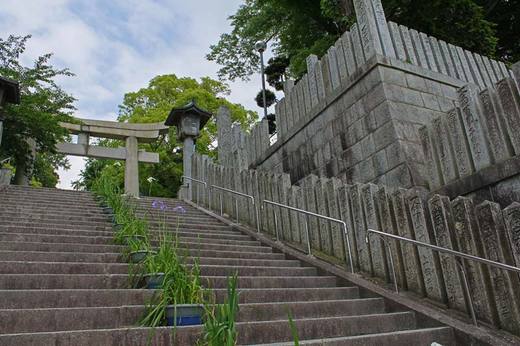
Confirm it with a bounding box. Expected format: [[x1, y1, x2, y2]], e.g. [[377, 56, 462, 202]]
[[352, 0, 396, 59], [0, 119, 4, 147], [13, 138, 36, 186], [183, 136, 195, 200], [0, 88, 4, 146], [512, 61, 520, 86], [124, 136, 139, 197]]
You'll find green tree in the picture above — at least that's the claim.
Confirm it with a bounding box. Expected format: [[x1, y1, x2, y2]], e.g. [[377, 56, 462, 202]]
[[208, 0, 503, 82], [76, 74, 257, 197], [0, 35, 75, 186]]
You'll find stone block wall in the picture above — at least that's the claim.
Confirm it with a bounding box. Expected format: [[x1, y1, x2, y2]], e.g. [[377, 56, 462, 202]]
[[216, 106, 269, 170], [190, 152, 520, 336], [216, 0, 515, 194], [419, 75, 520, 206]]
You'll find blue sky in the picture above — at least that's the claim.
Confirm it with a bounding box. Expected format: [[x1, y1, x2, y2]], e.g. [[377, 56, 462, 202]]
[[0, 0, 271, 188]]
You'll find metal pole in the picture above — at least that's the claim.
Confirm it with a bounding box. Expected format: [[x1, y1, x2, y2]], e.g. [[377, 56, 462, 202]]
[[255, 202, 261, 233], [260, 50, 268, 118], [342, 223, 354, 274], [304, 219, 312, 256], [274, 210, 279, 241], [456, 258, 478, 326], [235, 197, 239, 223]]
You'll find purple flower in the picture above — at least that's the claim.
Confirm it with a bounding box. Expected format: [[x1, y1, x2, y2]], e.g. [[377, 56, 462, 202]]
[[152, 200, 168, 211], [172, 205, 186, 214]]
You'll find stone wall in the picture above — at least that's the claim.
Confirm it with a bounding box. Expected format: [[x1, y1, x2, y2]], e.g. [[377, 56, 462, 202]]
[[190, 151, 520, 336], [216, 0, 515, 195], [216, 106, 269, 170], [420, 75, 520, 206]]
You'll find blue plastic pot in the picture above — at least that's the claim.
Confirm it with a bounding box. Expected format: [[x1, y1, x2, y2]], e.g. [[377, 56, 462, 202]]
[[166, 304, 204, 326], [123, 235, 146, 245], [128, 250, 156, 264], [144, 273, 165, 289]]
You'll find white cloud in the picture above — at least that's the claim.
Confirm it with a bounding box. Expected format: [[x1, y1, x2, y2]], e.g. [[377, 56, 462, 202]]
[[0, 0, 270, 189]]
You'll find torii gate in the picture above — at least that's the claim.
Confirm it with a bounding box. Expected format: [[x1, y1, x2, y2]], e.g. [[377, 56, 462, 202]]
[[57, 118, 169, 196]]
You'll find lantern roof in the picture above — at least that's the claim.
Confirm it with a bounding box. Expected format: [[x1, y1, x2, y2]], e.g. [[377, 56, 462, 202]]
[[164, 100, 212, 128], [0, 76, 20, 105]]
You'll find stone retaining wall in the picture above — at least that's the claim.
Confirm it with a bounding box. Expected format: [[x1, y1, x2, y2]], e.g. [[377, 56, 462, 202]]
[[189, 151, 520, 336], [420, 75, 520, 206]]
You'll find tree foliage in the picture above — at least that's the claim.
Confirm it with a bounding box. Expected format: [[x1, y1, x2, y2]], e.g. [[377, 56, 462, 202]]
[[0, 35, 75, 187], [208, 0, 512, 82], [255, 89, 276, 108], [264, 56, 290, 91], [75, 74, 257, 197]]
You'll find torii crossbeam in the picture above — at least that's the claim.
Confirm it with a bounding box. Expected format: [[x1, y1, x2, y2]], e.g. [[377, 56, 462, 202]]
[[57, 118, 169, 196]]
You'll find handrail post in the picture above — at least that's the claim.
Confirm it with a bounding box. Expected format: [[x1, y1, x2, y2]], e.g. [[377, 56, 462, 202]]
[[367, 233, 399, 293], [254, 200, 261, 233], [455, 258, 478, 326], [274, 210, 279, 241], [304, 218, 312, 256], [235, 197, 239, 223], [342, 222, 354, 274]]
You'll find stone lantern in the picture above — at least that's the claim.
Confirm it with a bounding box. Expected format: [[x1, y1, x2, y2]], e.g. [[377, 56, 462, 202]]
[[0, 76, 20, 146], [165, 101, 212, 199]]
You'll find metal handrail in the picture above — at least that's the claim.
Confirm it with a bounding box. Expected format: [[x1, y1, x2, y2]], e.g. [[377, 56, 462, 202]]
[[367, 228, 520, 326], [181, 176, 207, 187], [263, 199, 354, 274], [181, 176, 207, 205], [209, 185, 260, 233]]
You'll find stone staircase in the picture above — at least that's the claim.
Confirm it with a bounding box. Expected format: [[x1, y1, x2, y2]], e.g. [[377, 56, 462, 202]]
[[0, 185, 456, 345]]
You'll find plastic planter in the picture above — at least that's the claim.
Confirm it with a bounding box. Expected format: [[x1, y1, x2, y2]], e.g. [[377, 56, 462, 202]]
[[166, 304, 204, 326], [144, 273, 165, 289], [128, 250, 156, 264], [122, 235, 146, 245]]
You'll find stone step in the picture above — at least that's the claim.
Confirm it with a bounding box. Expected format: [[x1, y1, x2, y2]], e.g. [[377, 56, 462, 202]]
[[135, 213, 224, 222], [255, 327, 456, 346], [214, 287, 360, 303], [0, 241, 284, 260], [0, 241, 122, 253], [0, 192, 97, 201], [0, 289, 156, 309], [0, 250, 295, 267], [0, 306, 145, 334], [0, 250, 121, 263], [0, 218, 112, 228], [0, 286, 359, 310], [0, 274, 129, 289], [191, 256, 300, 268], [0, 221, 111, 232], [0, 232, 264, 252], [0, 298, 385, 334], [0, 325, 201, 346], [0, 226, 115, 238], [0, 206, 107, 217], [197, 264, 317, 277], [3, 186, 95, 197], [204, 275, 338, 289], [0, 261, 129, 275], [0, 224, 242, 237], [147, 221, 230, 230], [0, 197, 100, 207], [0, 261, 313, 277], [0, 211, 111, 223], [237, 298, 386, 322], [0, 274, 337, 289], [0, 232, 115, 245], [236, 312, 418, 344]]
